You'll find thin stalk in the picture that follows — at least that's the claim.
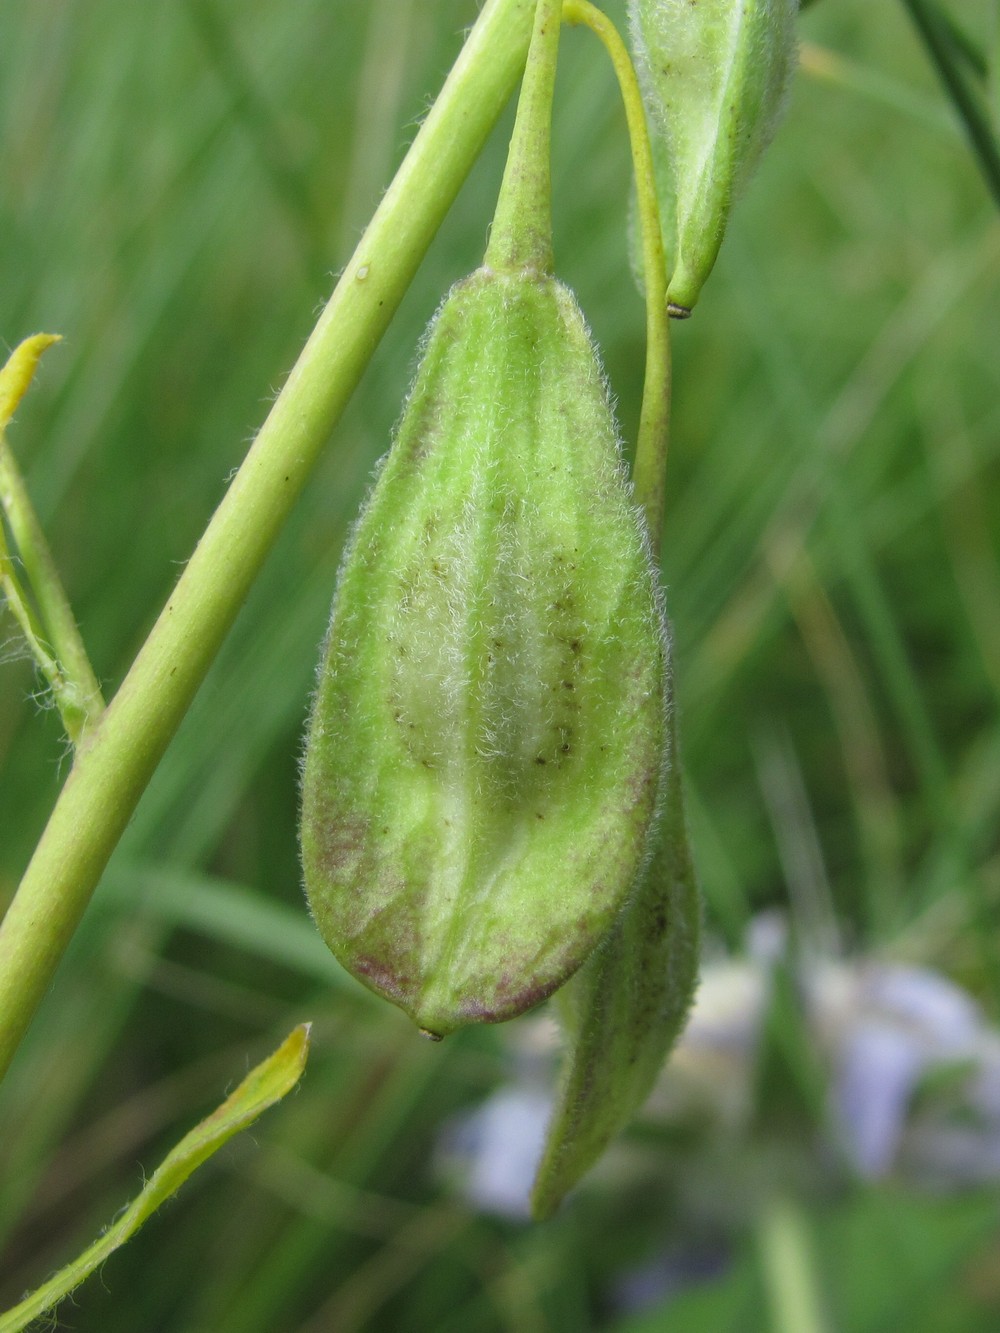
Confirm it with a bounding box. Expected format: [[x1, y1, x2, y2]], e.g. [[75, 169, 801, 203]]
[[0, 543, 70, 712], [485, 0, 562, 274], [0, 0, 536, 1085], [0, 336, 104, 742], [758, 1196, 831, 1333], [0, 439, 105, 742], [900, 0, 1000, 210], [563, 0, 671, 542]]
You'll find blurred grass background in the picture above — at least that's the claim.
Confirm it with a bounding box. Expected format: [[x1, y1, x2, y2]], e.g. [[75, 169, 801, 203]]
[[1, 0, 999, 1329]]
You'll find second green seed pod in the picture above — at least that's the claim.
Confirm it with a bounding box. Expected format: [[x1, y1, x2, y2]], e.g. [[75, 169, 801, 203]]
[[630, 0, 798, 313]]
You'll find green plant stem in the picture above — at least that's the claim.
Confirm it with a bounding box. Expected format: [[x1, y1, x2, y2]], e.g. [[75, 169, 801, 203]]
[[0, 0, 536, 1086], [563, 0, 671, 541], [758, 1196, 831, 1333], [485, 0, 561, 273], [900, 0, 1000, 209]]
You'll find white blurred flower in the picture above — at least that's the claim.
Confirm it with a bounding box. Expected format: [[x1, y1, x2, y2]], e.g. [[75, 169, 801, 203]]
[[440, 1085, 552, 1219], [645, 958, 770, 1131], [806, 961, 990, 1177], [438, 921, 1000, 1217], [436, 1015, 556, 1219], [661, 942, 1000, 1186]]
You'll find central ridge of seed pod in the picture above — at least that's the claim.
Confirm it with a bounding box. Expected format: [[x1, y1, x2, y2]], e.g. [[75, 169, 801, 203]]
[[300, 267, 666, 1037]]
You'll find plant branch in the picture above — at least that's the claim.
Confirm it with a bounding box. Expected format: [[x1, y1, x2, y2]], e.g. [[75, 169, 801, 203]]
[[0, 541, 68, 704], [0, 0, 536, 1084], [0, 441, 106, 742], [0, 336, 105, 743]]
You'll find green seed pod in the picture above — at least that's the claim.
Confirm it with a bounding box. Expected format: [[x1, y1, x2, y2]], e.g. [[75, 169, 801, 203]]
[[531, 708, 700, 1219], [301, 267, 666, 1039], [629, 0, 798, 313]]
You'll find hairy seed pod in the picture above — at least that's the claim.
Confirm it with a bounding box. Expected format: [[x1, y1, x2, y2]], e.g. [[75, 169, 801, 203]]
[[301, 267, 666, 1039], [531, 708, 700, 1219], [629, 0, 798, 313]]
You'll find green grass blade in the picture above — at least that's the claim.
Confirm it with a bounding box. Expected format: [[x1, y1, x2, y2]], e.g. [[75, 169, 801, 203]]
[[101, 862, 363, 991], [900, 0, 1000, 208]]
